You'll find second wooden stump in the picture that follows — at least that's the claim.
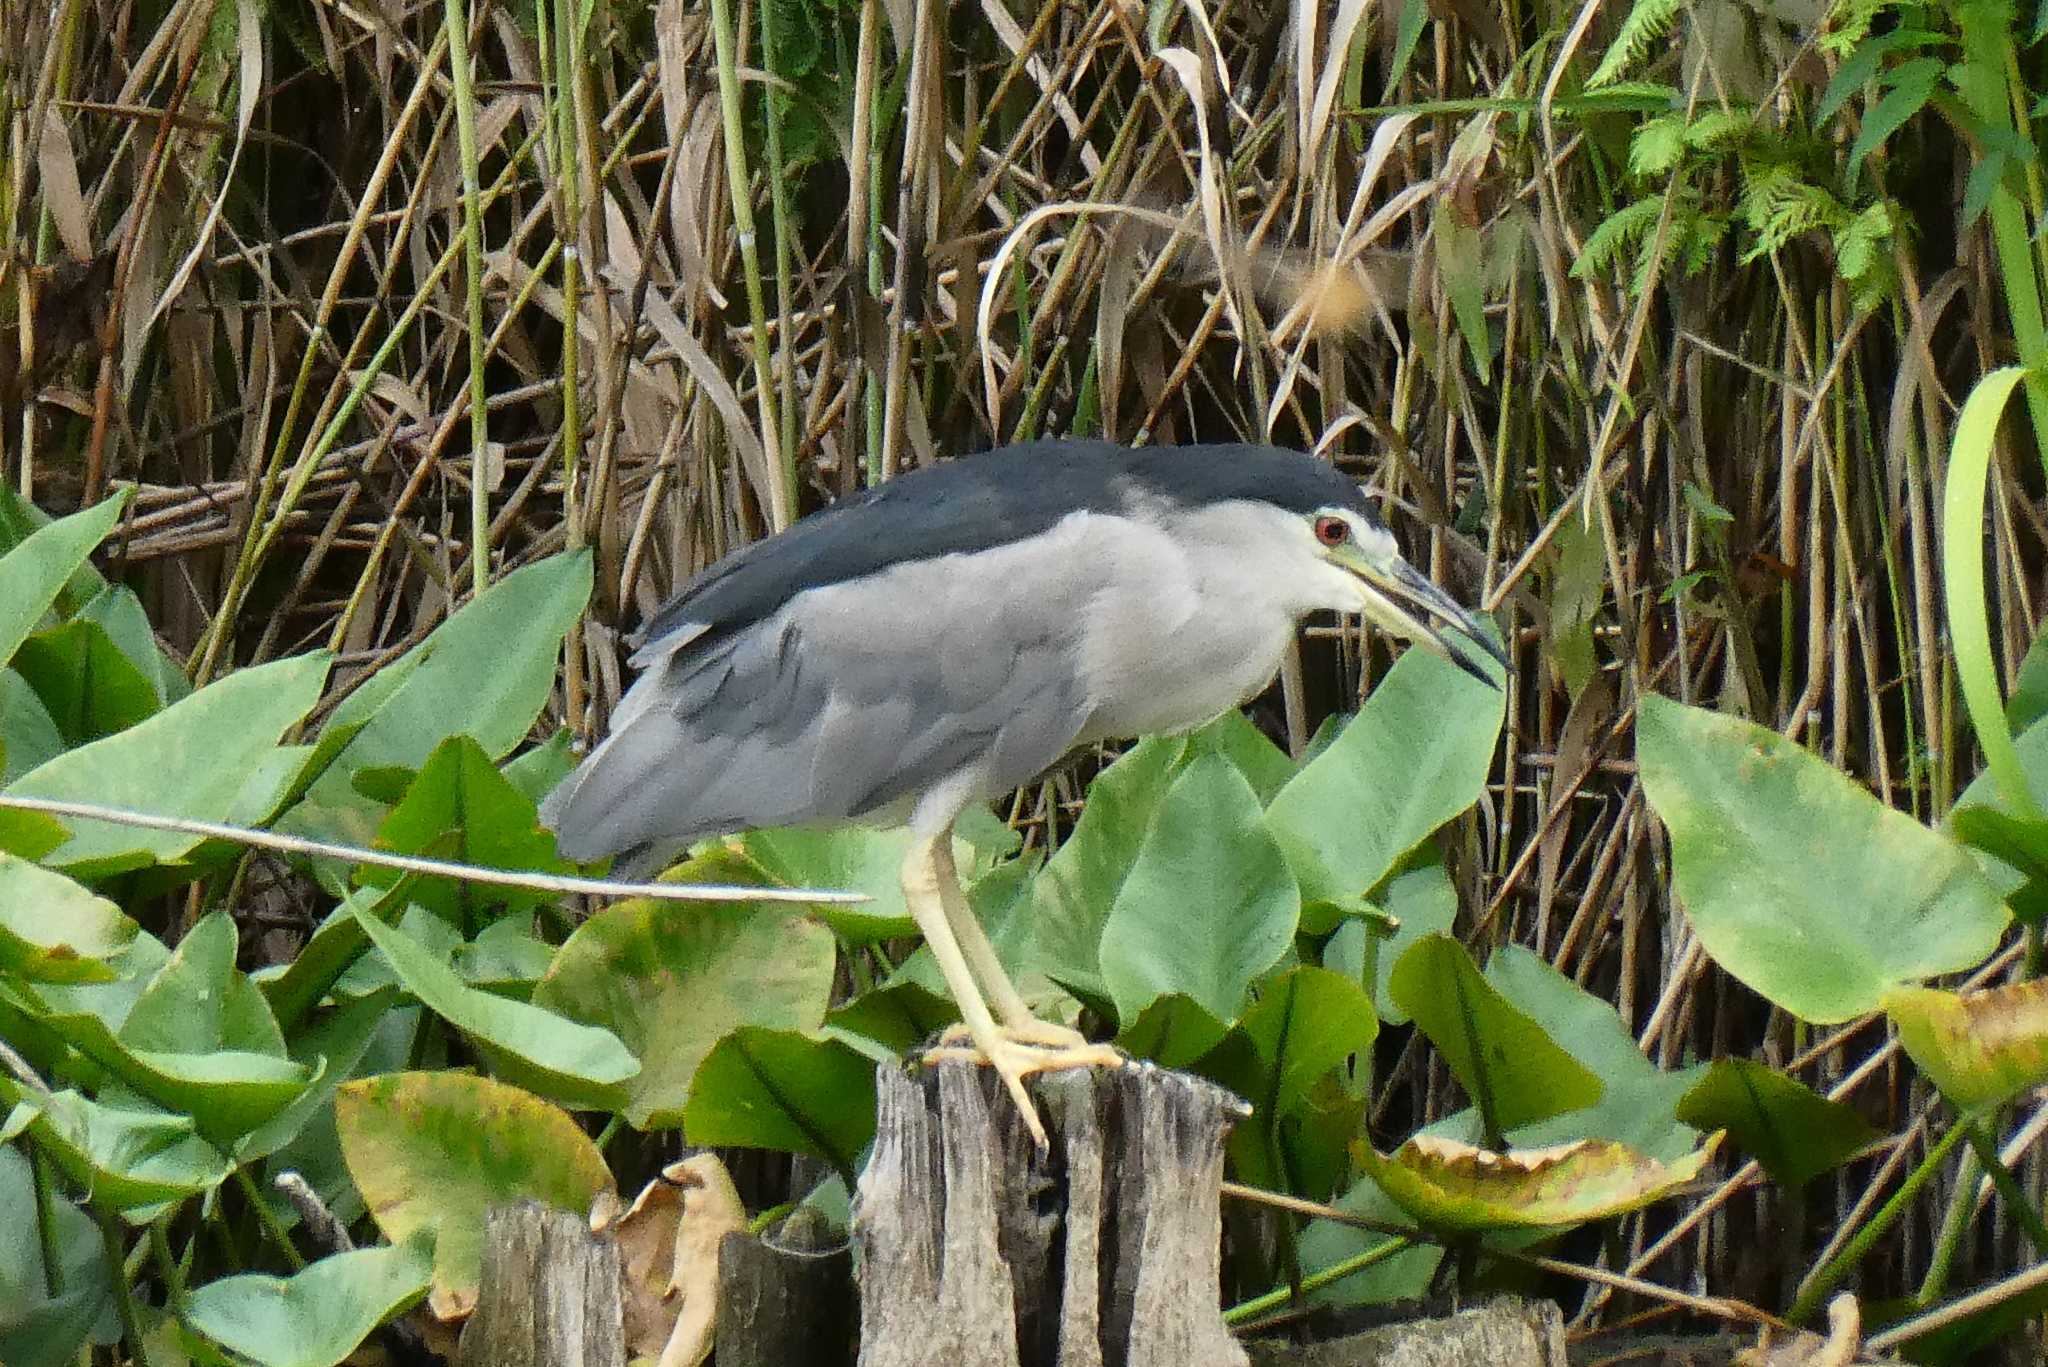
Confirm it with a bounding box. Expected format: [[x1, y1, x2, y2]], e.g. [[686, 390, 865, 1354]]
[[856, 1057, 1251, 1367]]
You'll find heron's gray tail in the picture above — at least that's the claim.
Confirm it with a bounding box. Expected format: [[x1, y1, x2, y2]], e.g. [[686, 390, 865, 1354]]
[[539, 712, 701, 864]]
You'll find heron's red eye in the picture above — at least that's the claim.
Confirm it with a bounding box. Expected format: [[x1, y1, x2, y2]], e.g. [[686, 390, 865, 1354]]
[[1314, 515, 1349, 547]]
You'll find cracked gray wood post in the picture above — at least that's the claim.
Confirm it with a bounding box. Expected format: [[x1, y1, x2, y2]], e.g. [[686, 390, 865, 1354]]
[[717, 1205, 858, 1367], [458, 1201, 625, 1367], [1245, 1299, 1568, 1367], [856, 1057, 1251, 1367]]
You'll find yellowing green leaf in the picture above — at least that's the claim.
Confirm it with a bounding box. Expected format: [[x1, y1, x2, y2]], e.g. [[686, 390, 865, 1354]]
[[1886, 980, 2048, 1110], [1358, 1131, 1720, 1232], [336, 1072, 614, 1320]]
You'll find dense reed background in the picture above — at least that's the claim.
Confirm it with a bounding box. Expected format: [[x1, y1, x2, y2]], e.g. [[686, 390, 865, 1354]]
[[6, 0, 2048, 1349]]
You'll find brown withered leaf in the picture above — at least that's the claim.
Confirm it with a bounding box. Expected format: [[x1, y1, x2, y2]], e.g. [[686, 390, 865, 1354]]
[[594, 1153, 747, 1367], [1886, 978, 2048, 1110]]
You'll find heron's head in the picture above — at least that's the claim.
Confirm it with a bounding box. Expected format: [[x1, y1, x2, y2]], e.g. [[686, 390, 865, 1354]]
[[1282, 498, 1507, 687]]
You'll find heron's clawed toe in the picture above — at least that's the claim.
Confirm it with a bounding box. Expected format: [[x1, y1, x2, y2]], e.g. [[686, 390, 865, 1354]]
[[923, 1028, 1126, 1149]]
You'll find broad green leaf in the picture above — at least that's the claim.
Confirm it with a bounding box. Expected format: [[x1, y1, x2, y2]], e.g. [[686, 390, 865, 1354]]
[[238, 989, 397, 1163], [1886, 980, 2048, 1110], [1949, 806, 2048, 924], [14, 618, 162, 744], [122, 912, 287, 1057], [38, 1003, 311, 1143], [6, 652, 331, 878], [30, 926, 170, 1035], [1021, 734, 1191, 1003], [0, 1085, 231, 1209], [1190, 709, 1296, 803], [823, 982, 959, 1059], [535, 896, 834, 1128], [184, 1238, 433, 1367], [743, 817, 1015, 943], [361, 735, 572, 923], [1116, 993, 1229, 1070], [260, 884, 412, 1032], [1358, 1132, 1719, 1232], [1675, 1059, 1878, 1189], [1319, 855, 1457, 1020], [2008, 622, 2048, 736], [683, 1027, 876, 1174], [336, 1072, 613, 1320], [349, 898, 638, 1109], [0, 490, 128, 671], [1389, 935, 1601, 1140], [0, 668, 64, 784], [1267, 645, 1503, 913], [1297, 1168, 1447, 1310], [1234, 966, 1377, 1121], [1203, 967, 1377, 1200], [502, 730, 577, 807], [1485, 946, 1700, 1161], [454, 915, 555, 994], [0, 851, 137, 982], [1636, 694, 2010, 1023], [1098, 754, 1299, 1026], [76, 585, 187, 707], [0, 1145, 111, 1365], [304, 552, 592, 811]]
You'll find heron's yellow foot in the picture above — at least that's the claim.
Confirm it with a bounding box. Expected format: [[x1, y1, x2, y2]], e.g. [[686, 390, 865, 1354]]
[[932, 1018, 1099, 1051], [924, 1027, 1125, 1148]]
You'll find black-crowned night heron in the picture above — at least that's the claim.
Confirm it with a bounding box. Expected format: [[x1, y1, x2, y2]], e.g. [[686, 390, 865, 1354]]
[[542, 439, 1503, 1144]]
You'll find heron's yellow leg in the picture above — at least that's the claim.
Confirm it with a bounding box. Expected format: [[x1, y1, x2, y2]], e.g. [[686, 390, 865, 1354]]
[[902, 830, 1052, 1146], [927, 835, 1038, 1030]]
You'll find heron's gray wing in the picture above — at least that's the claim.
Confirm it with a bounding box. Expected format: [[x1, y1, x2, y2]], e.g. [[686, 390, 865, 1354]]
[[542, 546, 1094, 863]]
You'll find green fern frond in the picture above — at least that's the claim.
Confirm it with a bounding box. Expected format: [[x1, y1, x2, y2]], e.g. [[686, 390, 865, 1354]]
[[1588, 0, 1686, 87], [1821, 0, 1902, 57], [1738, 164, 1848, 259], [1683, 108, 1755, 151], [1573, 197, 1666, 279], [1630, 114, 1688, 176]]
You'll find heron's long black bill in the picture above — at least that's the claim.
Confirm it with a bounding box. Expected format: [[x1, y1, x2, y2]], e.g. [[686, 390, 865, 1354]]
[[1385, 561, 1510, 689]]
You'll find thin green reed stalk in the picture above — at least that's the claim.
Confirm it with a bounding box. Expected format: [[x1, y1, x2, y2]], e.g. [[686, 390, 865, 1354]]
[[758, 0, 799, 469], [544, 0, 584, 549], [709, 0, 792, 528], [442, 0, 491, 596]]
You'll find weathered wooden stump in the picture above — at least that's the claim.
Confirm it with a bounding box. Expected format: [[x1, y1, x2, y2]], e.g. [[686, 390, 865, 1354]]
[[1246, 1299, 1567, 1367], [717, 1205, 858, 1367], [856, 1057, 1251, 1367], [459, 1201, 625, 1367]]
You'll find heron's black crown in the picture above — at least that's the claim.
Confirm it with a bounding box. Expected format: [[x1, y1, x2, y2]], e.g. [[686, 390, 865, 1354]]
[[632, 440, 1375, 654]]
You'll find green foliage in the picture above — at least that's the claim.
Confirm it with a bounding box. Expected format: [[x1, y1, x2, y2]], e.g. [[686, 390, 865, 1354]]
[[1637, 694, 2010, 1023], [183, 1238, 432, 1367]]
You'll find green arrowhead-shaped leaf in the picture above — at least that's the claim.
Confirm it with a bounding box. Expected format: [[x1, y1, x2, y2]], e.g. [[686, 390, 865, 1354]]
[[38, 1007, 311, 1144], [534, 892, 834, 1128], [1116, 993, 1229, 1070], [336, 1072, 614, 1320], [304, 552, 592, 812], [1390, 934, 1602, 1139], [683, 1027, 876, 1174], [1098, 753, 1299, 1026], [1886, 979, 2048, 1110], [260, 884, 412, 1032], [121, 912, 287, 1056], [742, 816, 1015, 944], [0, 852, 137, 982], [1191, 708, 1296, 803], [0, 1145, 111, 1366], [1637, 694, 2010, 1023], [823, 982, 959, 1059], [1675, 1059, 1878, 1189], [14, 617, 162, 744], [0, 668, 64, 785], [1485, 945, 1700, 1161], [1358, 1132, 1719, 1232], [0, 490, 128, 671], [360, 734, 573, 922], [5, 652, 331, 878], [184, 1237, 433, 1367], [349, 898, 638, 1109], [1267, 644, 1504, 910], [1236, 966, 1378, 1121], [1021, 734, 1192, 1003], [0, 1085, 231, 1209]]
